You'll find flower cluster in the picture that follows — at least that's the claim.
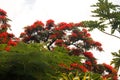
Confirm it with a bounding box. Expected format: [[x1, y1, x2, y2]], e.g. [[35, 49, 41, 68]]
[[83, 52, 94, 59], [102, 63, 118, 80], [46, 19, 54, 29], [59, 62, 88, 72], [70, 63, 88, 72], [0, 8, 18, 51], [0, 8, 8, 24], [55, 39, 64, 46], [0, 8, 7, 16], [20, 19, 103, 56], [55, 22, 75, 30]]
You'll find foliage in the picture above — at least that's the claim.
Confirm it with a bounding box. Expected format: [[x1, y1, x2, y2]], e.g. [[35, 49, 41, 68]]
[[18, 9, 118, 79], [0, 42, 118, 80], [60, 72, 103, 80], [0, 42, 81, 80], [83, 0, 120, 34], [111, 50, 120, 72]]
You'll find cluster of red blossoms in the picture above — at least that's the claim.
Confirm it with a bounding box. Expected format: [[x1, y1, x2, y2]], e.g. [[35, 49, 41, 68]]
[[59, 62, 118, 79], [20, 19, 104, 60], [102, 63, 118, 80], [0, 8, 19, 51]]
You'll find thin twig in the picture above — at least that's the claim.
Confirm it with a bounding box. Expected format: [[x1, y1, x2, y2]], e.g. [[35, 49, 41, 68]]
[[100, 30, 120, 39]]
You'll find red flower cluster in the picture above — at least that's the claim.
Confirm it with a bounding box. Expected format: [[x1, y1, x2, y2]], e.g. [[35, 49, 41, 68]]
[[103, 63, 118, 80], [94, 41, 102, 46], [55, 39, 64, 46], [103, 63, 117, 73], [31, 20, 44, 28], [0, 15, 6, 19], [0, 8, 7, 16], [83, 52, 94, 59], [85, 60, 92, 66], [0, 8, 7, 22], [70, 63, 88, 72], [55, 22, 74, 30], [71, 32, 77, 38], [8, 40, 17, 46], [46, 19, 54, 26], [20, 32, 26, 37], [0, 8, 18, 52], [0, 32, 8, 38]]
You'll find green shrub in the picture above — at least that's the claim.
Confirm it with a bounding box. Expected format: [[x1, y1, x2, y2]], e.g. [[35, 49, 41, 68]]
[[0, 42, 80, 80]]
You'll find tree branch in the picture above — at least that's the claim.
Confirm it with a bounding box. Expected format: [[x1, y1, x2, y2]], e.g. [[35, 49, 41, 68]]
[[100, 30, 120, 39]]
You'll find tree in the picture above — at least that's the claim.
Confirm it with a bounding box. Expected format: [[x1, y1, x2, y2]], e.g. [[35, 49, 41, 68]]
[[83, 0, 120, 35], [0, 8, 18, 51], [20, 19, 118, 79]]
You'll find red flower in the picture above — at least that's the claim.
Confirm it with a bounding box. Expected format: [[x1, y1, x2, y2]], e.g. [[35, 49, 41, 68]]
[[1, 24, 10, 29], [0, 32, 8, 37], [59, 25, 66, 30], [20, 32, 26, 37], [78, 65, 88, 72], [85, 39, 94, 45], [94, 41, 102, 46], [59, 22, 67, 26], [103, 63, 112, 70], [71, 32, 77, 37], [8, 33, 14, 37], [66, 23, 74, 29], [86, 33, 91, 37], [31, 24, 36, 28], [83, 52, 94, 58], [103, 63, 117, 74], [0, 15, 6, 19], [70, 63, 79, 68], [54, 27, 60, 30], [55, 39, 64, 46], [0, 8, 7, 16], [112, 75, 118, 80], [8, 40, 17, 46], [46, 19, 54, 25], [82, 29, 87, 33], [85, 60, 92, 66], [33, 20, 44, 27], [70, 63, 88, 72], [97, 47, 103, 51]]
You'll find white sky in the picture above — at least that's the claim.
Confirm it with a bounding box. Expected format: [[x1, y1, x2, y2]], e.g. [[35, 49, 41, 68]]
[[0, 0, 120, 75]]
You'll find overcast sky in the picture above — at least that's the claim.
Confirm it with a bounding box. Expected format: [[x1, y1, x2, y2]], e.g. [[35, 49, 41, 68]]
[[0, 0, 120, 74]]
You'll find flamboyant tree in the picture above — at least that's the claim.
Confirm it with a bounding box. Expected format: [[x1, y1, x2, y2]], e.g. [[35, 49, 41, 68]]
[[0, 8, 18, 51], [0, 1, 119, 78], [20, 19, 118, 79]]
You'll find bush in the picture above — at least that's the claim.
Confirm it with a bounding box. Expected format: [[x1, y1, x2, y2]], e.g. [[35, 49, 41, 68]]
[[0, 42, 80, 80]]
